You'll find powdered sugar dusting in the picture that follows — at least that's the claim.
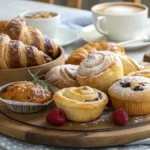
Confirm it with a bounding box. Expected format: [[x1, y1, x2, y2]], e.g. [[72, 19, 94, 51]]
[[45, 65, 79, 88], [108, 76, 150, 101], [77, 51, 122, 78], [9, 18, 23, 37]]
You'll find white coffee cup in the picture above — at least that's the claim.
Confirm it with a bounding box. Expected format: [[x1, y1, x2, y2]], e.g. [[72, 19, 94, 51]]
[[91, 2, 148, 42], [19, 10, 60, 38]]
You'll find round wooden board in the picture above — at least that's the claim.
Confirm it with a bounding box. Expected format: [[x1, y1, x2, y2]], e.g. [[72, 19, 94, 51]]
[[1, 101, 150, 147]]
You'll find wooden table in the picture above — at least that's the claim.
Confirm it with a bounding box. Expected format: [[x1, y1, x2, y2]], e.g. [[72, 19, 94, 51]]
[[1, 0, 150, 149]]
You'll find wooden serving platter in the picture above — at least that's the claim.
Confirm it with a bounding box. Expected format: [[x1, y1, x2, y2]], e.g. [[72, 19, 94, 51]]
[[1, 101, 150, 147]]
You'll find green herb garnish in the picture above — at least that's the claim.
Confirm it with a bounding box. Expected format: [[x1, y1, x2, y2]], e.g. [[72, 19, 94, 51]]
[[28, 69, 58, 93]]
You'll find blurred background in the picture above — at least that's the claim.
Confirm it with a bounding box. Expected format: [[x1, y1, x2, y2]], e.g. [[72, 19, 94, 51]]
[[34, 0, 150, 15]]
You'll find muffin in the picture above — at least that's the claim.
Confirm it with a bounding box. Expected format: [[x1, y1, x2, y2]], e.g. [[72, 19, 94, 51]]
[[54, 86, 108, 122], [108, 76, 150, 115]]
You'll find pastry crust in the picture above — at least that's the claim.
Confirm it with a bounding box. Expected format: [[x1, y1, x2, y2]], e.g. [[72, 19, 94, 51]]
[[54, 86, 108, 122], [0, 18, 59, 59], [0, 33, 52, 68], [76, 51, 124, 93], [44, 65, 79, 89], [108, 76, 150, 115], [128, 70, 150, 78], [66, 41, 125, 65], [0, 81, 52, 103], [117, 53, 140, 75]]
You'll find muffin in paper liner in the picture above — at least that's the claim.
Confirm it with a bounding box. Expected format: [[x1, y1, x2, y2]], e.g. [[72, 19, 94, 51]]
[[0, 97, 53, 113], [0, 82, 54, 113]]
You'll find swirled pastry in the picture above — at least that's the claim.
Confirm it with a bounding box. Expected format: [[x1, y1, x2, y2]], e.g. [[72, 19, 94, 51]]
[[76, 51, 124, 93], [66, 41, 125, 65], [117, 53, 140, 75], [54, 86, 108, 122], [0, 81, 52, 103], [108, 76, 150, 115], [44, 65, 79, 89]]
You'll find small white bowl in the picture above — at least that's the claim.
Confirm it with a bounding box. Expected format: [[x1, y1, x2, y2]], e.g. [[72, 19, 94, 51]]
[[19, 10, 60, 38]]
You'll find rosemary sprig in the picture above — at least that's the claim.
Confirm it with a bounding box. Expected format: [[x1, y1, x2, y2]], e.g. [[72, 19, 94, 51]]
[[28, 69, 58, 93]]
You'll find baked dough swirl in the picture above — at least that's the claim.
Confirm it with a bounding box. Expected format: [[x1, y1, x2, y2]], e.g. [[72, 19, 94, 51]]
[[44, 65, 79, 89], [54, 86, 108, 122], [76, 51, 124, 93]]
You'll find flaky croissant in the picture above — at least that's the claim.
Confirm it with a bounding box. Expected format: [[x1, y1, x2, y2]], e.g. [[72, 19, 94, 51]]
[[0, 18, 59, 59], [66, 41, 125, 65], [0, 33, 52, 68]]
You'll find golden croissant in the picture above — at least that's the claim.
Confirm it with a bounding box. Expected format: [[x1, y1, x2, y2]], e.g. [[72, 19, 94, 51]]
[[0, 18, 59, 59], [66, 41, 125, 65], [0, 33, 52, 68]]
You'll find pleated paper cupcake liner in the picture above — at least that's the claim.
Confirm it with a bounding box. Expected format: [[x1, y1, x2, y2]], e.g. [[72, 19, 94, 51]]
[[0, 98, 53, 113], [111, 97, 150, 116]]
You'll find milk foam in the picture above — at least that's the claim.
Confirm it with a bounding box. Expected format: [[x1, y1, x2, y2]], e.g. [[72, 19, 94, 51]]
[[97, 5, 144, 15]]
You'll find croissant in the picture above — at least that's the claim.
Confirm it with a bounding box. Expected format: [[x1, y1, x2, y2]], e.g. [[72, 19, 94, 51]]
[[0, 18, 59, 59], [66, 41, 125, 65], [0, 33, 52, 68]]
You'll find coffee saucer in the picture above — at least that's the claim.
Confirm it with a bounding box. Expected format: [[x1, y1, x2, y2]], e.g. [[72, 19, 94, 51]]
[[53, 25, 78, 46], [80, 23, 150, 50]]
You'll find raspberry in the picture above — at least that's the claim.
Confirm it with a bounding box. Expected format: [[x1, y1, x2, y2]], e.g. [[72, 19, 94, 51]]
[[112, 108, 128, 126], [46, 108, 66, 125]]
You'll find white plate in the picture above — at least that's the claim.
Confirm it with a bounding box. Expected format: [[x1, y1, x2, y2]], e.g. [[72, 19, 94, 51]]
[[53, 25, 78, 46], [80, 23, 150, 51]]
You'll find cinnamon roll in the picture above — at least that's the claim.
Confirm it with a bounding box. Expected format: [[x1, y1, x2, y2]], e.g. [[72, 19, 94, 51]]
[[76, 51, 124, 93], [54, 86, 108, 122], [44, 65, 79, 89], [108, 76, 150, 115]]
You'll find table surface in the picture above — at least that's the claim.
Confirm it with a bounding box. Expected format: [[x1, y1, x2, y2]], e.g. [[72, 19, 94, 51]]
[[1, 0, 150, 149]]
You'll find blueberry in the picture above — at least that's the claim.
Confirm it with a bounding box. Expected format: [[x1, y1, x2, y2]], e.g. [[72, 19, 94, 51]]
[[120, 82, 130, 88], [133, 86, 144, 91]]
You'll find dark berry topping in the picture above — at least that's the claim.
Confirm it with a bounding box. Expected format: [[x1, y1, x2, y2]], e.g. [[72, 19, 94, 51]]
[[140, 83, 145, 86], [84, 98, 99, 102], [84, 92, 102, 102], [98, 92, 102, 99], [120, 82, 130, 88], [133, 86, 144, 91]]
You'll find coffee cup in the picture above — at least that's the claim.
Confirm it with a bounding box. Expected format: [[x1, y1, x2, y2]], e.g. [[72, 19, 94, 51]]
[[91, 2, 148, 42], [19, 10, 60, 38]]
